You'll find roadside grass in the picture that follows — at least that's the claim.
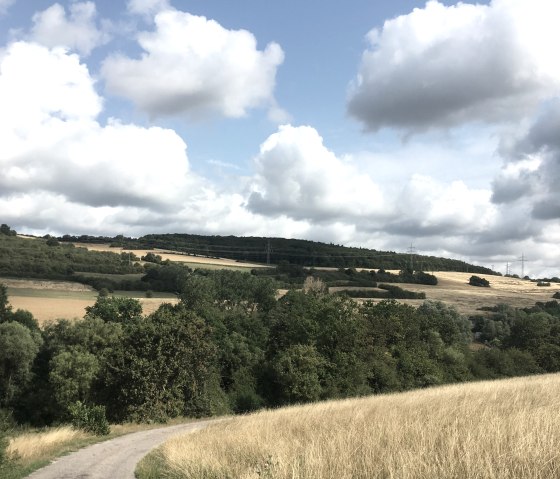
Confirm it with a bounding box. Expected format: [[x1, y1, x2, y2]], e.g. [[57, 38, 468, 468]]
[[2, 418, 197, 479], [137, 373, 560, 479]]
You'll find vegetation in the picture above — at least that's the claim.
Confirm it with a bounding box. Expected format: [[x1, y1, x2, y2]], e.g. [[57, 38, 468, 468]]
[[58, 231, 497, 273], [469, 275, 490, 287], [1, 223, 559, 476], [0, 234, 143, 281], [137, 374, 560, 479]]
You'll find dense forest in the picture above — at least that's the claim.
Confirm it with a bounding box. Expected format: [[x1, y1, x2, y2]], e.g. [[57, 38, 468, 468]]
[[57, 231, 497, 273]]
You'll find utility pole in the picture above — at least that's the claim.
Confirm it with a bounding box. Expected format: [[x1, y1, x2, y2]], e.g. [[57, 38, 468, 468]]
[[407, 243, 416, 271], [519, 253, 527, 278], [506, 262, 510, 276], [265, 239, 271, 265]]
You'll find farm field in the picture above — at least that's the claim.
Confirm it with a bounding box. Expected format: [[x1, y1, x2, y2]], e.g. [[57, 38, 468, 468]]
[[3, 278, 178, 324], [71, 243, 266, 270], [4, 271, 557, 323], [138, 373, 560, 479], [331, 271, 559, 316]]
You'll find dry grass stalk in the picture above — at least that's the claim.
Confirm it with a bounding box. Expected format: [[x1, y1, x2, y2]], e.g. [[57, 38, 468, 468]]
[[150, 374, 560, 479], [6, 426, 88, 461]]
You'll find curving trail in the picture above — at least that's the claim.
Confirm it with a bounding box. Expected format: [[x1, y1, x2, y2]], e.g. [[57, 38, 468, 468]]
[[26, 420, 212, 479]]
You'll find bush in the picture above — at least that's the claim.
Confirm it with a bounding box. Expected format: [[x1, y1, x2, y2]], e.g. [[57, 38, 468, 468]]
[[69, 401, 110, 436], [553, 292, 560, 299], [537, 281, 551, 287], [469, 276, 490, 287]]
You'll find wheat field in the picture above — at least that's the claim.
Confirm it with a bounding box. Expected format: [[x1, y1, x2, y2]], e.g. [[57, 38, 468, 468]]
[[138, 374, 560, 479]]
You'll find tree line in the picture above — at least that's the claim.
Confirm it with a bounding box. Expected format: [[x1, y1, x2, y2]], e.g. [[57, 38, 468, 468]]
[[1, 268, 558, 443]]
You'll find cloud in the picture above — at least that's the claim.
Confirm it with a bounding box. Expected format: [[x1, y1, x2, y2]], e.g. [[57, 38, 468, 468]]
[[386, 175, 497, 237], [101, 9, 284, 119], [127, 0, 170, 16], [0, 0, 14, 14], [247, 125, 386, 222], [348, 0, 560, 132], [29, 2, 110, 56], [492, 100, 560, 220], [0, 42, 198, 218]]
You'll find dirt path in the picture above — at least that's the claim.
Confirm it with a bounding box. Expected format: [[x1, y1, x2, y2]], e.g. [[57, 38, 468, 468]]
[[26, 421, 213, 479]]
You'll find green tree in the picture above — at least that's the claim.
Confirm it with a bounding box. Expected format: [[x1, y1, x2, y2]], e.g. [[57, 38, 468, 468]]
[[85, 296, 142, 323], [0, 322, 41, 407], [272, 344, 325, 404], [104, 304, 218, 422], [49, 349, 99, 412], [0, 284, 11, 323]]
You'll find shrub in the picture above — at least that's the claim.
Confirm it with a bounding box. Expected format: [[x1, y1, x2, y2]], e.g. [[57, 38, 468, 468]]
[[537, 281, 551, 287], [469, 275, 490, 287], [145, 290, 154, 298], [553, 292, 560, 299], [68, 401, 110, 436]]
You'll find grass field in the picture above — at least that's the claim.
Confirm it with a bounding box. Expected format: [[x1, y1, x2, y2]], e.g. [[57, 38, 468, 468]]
[[71, 243, 266, 270], [331, 271, 560, 316], [4, 270, 558, 322], [2, 278, 178, 323], [3, 419, 198, 479], [137, 373, 560, 479]]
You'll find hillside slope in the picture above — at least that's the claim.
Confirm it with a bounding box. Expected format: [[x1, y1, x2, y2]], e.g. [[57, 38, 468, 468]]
[[138, 373, 560, 479]]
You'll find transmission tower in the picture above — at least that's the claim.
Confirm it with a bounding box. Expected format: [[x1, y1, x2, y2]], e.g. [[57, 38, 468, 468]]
[[406, 243, 416, 271], [265, 239, 272, 265]]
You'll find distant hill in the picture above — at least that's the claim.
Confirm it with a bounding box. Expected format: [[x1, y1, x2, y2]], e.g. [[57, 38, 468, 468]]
[[59, 232, 497, 274]]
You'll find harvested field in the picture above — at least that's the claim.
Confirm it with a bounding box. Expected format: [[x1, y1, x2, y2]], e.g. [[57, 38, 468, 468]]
[[71, 243, 266, 269], [332, 271, 559, 316], [3, 277, 178, 324]]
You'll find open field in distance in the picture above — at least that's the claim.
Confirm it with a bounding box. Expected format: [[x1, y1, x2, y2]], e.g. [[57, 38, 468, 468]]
[[331, 271, 559, 316], [3, 278, 178, 324], [71, 243, 266, 270], [138, 373, 560, 479]]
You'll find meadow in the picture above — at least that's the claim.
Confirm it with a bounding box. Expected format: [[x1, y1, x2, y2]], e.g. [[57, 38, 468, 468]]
[[3, 278, 178, 323], [137, 373, 560, 479]]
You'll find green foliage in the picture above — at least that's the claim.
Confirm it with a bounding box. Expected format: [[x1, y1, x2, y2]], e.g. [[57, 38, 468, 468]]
[[104, 304, 217, 422], [141, 252, 163, 264], [85, 296, 142, 323], [0, 284, 11, 322], [469, 275, 490, 287], [0, 224, 16, 236], [272, 345, 325, 404], [68, 401, 110, 436], [0, 322, 41, 407], [0, 234, 143, 281], [50, 349, 99, 411]]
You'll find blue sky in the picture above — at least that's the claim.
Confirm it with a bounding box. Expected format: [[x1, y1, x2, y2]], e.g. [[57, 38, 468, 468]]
[[1, 0, 559, 277]]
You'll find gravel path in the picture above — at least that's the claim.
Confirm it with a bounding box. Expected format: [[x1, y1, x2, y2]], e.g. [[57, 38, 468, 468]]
[[26, 420, 212, 479]]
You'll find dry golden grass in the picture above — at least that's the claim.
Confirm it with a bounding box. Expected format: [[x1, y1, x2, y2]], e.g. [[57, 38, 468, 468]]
[[6, 427, 89, 461], [72, 243, 265, 269], [142, 374, 560, 479], [329, 271, 559, 316]]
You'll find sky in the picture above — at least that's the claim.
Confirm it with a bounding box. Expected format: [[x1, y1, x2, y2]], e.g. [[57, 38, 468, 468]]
[[1, 0, 559, 277]]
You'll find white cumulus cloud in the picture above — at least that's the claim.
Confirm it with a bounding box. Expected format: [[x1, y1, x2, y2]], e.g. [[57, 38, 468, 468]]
[[348, 0, 560, 132], [248, 125, 386, 222], [29, 2, 111, 56], [101, 9, 284, 119]]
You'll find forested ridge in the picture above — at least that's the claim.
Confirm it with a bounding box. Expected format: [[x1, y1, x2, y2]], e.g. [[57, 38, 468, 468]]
[[58, 231, 497, 273]]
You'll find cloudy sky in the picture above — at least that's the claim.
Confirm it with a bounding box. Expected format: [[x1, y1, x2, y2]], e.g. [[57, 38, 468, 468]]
[[1, 0, 559, 277]]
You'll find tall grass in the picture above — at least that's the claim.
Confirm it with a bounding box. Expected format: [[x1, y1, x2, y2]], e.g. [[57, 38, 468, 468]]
[[6, 427, 88, 461], [138, 374, 560, 479]]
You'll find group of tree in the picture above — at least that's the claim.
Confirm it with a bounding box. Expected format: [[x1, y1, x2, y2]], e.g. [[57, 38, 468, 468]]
[[0, 234, 143, 280], [3, 266, 560, 448], [58, 232, 497, 273]]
